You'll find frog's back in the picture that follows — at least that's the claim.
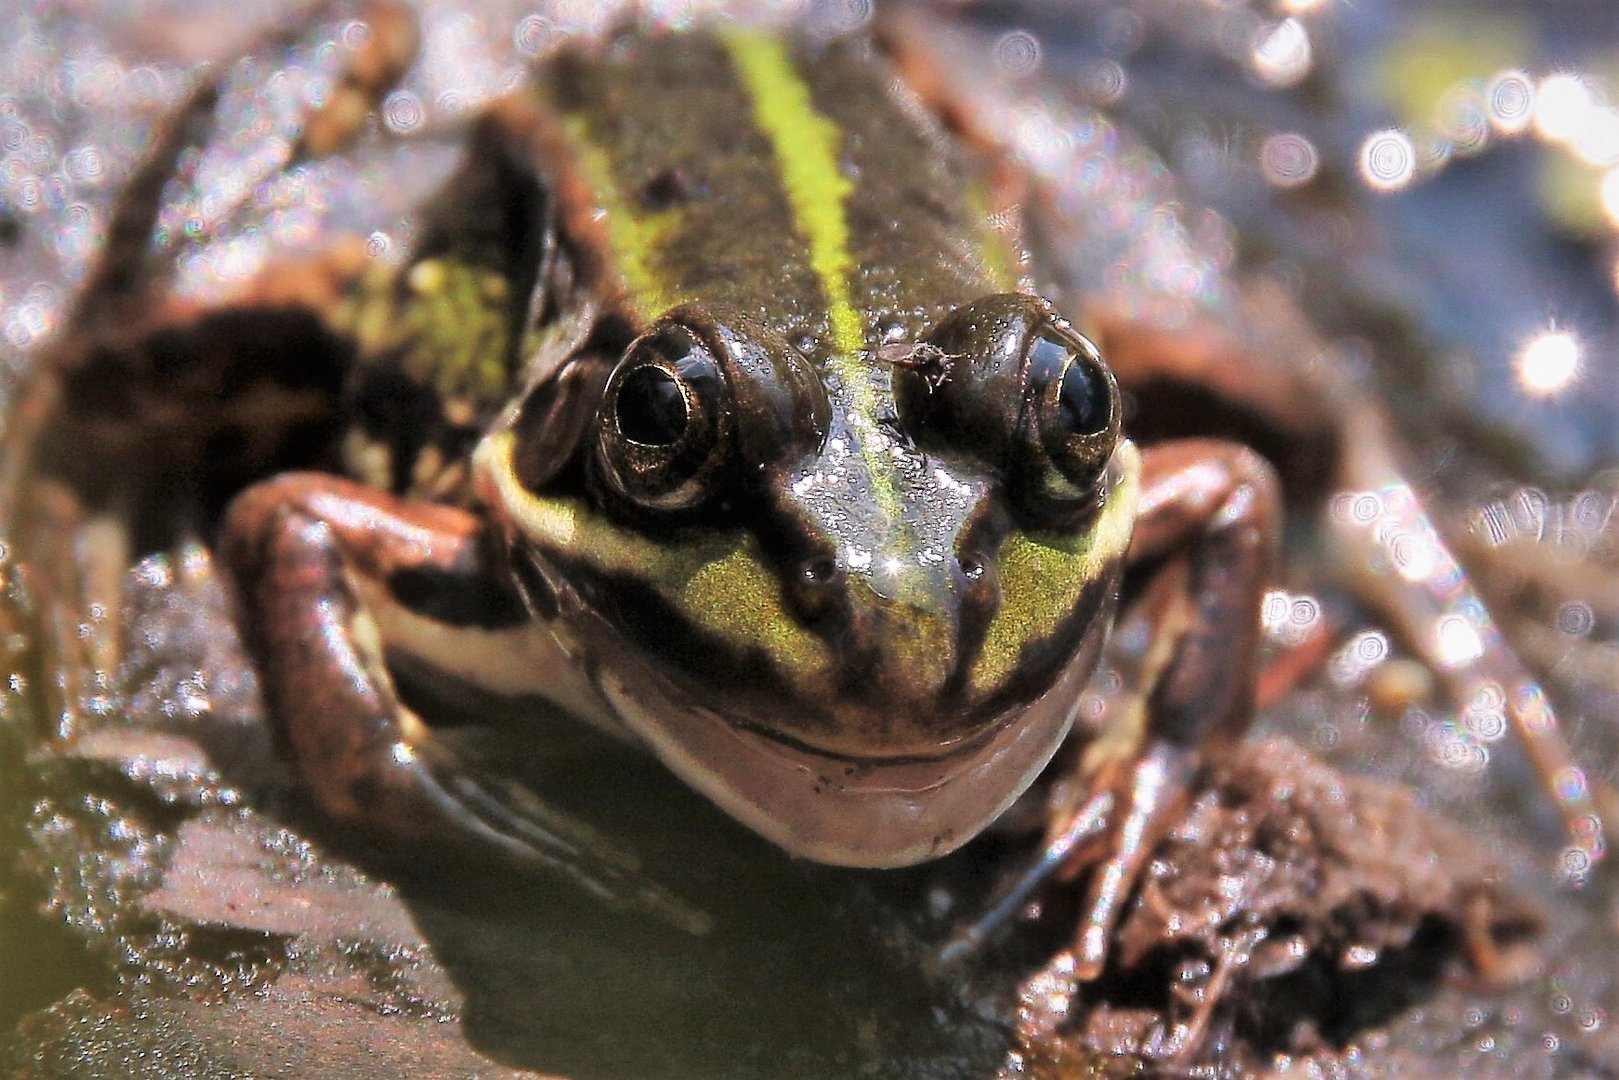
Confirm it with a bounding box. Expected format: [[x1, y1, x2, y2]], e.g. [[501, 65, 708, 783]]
[[532, 25, 1023, 369]]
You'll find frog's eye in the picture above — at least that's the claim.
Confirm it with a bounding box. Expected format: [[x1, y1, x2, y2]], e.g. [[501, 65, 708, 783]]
[[595, 323, 731, 512], [894, 293, 1121, 525], [593, 307, 829, 516], [1023, 322, 1120, 493]]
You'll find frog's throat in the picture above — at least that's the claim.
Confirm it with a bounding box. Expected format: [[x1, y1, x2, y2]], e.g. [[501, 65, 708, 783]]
[[589, 594, 1112, 868]]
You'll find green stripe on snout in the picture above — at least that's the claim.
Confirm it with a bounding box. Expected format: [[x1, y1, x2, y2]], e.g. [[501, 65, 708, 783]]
[[970, 443, 1140, 695], [720, 29, 901, 522], [844, 572, 962, 706], [477, 430, 833, 686]]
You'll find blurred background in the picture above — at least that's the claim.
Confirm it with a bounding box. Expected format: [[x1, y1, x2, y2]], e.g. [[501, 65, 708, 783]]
[[2, 1, 1618, 1076]]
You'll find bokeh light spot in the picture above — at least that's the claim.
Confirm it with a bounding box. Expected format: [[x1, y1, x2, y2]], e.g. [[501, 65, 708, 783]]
[[1557, 600, 1595, 637], [1436, 84, 1489, 155], [1556, 765, 1590, 803], [1358, 128, 1416, 191], [1250, 18, 1312, 89], [1082, 59, 1127, 104], [1435, 614, 1485, 668], [1573, 106, 1619, 166], [1534, 73, 1595, 142], [994, 30, 1042, 76], [1601, 167, 1619, 227], [1260, 132, 1319, 187], [514, 13, 555, 57], [1486, 69, 1535, 135], [383, 90, 424, 133], [1516, 329, 1581, 397]]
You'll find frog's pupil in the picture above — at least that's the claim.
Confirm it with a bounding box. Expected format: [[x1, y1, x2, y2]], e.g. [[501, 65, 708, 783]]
[[617, 367, 687, 446], [1055, 348, 1106, 437]]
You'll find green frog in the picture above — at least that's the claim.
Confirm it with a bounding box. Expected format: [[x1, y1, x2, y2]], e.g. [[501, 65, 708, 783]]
[[13, 8, 1587, 979]]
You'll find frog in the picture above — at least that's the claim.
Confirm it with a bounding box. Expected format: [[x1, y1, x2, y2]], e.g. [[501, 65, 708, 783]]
[[8, 2, 1606, 981]]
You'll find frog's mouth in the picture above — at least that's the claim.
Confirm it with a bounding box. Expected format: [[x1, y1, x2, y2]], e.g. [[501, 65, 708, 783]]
[[579, 604, 1110, 868]]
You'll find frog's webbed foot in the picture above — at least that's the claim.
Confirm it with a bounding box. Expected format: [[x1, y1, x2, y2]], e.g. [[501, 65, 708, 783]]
[[222, 472, 710, 935], [943, 440, 1280, 979]]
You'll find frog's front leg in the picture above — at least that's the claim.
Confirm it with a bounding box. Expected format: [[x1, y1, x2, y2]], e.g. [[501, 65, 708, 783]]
[[946, 439, 1279, 978], [221, 472, 707, 931], [1065, 439, 1281, 976]]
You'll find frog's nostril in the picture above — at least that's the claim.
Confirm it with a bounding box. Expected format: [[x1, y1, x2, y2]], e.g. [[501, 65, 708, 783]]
[[957, 550, 1000, 613], [799, 555, 842, 587], [787, 554, 845, 625]]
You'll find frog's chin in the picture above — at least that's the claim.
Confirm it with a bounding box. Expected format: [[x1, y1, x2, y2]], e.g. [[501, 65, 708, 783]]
[[591, 627, 1104, 868]]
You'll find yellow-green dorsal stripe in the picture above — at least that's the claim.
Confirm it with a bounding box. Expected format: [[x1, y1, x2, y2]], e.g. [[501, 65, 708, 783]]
[[720, 30, 898, 512], [721, 31, 864, 363], [559, 114, 683, 319]]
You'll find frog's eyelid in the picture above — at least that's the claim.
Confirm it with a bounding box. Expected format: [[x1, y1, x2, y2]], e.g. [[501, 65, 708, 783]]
[[665, 305, 831, 462], [890, 294, 1121, 529], [592, 329, 731, 514]]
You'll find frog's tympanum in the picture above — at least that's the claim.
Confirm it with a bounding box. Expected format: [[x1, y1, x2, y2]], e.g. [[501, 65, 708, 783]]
[[32, 19, 1297, 977]]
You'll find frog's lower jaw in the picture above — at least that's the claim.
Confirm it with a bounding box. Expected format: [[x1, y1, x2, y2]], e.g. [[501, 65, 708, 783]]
[[589, 622, 1108, 868]]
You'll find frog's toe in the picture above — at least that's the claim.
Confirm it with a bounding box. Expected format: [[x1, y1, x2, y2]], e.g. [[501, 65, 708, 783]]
[[1066, 743, 1200, 980], [935, 741, 1200, 978], [332, 730, 712, 934], [934, 787, 1114, 969]]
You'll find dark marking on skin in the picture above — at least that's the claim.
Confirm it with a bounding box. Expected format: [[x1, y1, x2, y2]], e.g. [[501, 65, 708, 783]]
[[945, 548, 1002, 701], [639, 167, 696, 211], [384, 559, 530, 629], [933, 498, 1015, 699], [349, 358, 464, 495], [508, 544, 562, 622], [548, 551, 829, 731]]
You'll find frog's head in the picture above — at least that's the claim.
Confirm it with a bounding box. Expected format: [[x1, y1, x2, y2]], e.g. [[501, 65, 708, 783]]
[[475, 294, 1137, 866]]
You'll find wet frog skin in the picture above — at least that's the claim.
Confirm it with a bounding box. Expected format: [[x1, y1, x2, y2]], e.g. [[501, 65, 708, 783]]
[[25, 15, 1300, 976]]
